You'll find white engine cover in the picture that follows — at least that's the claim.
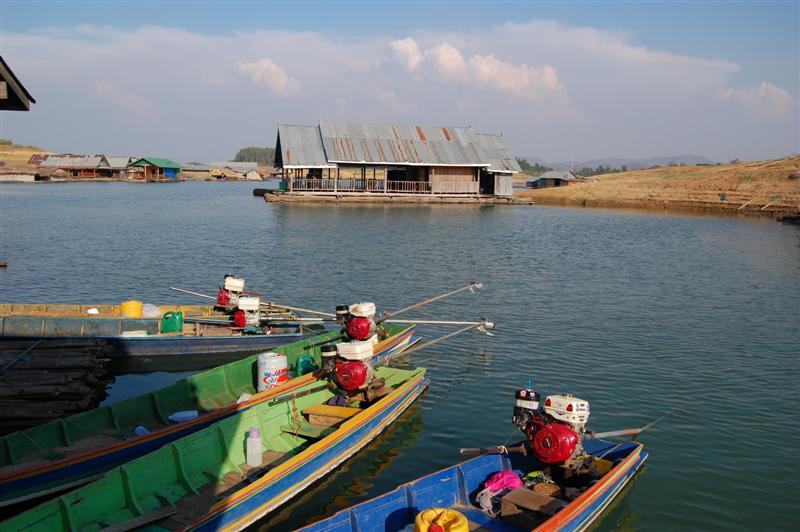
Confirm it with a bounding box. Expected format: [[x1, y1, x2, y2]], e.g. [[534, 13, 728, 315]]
[[224, 276, 246, 293], [544, 395, 590, 429], [336, 341, 374, 361], [349, 302, 376, 319], [238, 296, 261, 312]]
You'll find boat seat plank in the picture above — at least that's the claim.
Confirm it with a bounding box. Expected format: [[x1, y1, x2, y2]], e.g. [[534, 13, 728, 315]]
[[280, 422, 336, 440], [501, 487, 565, 516], [303, 404, 361, 426]]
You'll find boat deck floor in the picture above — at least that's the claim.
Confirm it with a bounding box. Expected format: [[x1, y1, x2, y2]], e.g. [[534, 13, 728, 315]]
[[156, 404, 363, 529], [0, 431, 129, 474], [159, 450, 289, 530]]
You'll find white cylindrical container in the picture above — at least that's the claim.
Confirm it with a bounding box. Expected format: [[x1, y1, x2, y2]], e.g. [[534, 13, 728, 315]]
[[246, 427, 263, 467], [257, 352, 288, 392]]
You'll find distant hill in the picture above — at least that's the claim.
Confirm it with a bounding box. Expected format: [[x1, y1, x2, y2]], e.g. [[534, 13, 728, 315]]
[[519, 154, 716, 172]]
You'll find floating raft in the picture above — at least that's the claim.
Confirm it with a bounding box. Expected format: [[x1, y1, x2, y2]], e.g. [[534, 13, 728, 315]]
[[0, 339, 113, 433]]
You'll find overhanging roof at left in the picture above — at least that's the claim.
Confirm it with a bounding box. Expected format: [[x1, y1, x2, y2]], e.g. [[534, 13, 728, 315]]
[[0, 56, 36, 111]]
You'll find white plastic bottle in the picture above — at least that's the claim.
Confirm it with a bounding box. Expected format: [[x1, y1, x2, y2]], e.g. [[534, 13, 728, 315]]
[[246, 427, 263, 467]]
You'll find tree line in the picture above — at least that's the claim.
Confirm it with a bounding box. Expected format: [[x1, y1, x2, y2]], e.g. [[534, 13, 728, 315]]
[[234, 146, 276, 165]]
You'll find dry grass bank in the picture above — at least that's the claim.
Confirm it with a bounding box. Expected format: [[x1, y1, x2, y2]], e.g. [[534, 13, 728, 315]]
[[0, 140, 48, 170], [516, 156, 800, 217]]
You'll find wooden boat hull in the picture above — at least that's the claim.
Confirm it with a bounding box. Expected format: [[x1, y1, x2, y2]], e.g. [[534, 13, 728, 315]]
[[0, 326, 418, 509], [0, 366, 429, 532], [298, 439, 648, 532]]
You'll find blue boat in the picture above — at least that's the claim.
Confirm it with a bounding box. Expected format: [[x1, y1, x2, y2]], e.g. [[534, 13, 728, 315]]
[[299, 439, 647, 532]]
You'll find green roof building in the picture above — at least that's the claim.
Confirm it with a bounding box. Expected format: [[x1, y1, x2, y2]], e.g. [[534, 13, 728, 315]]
[[131, 157, 182, 180]]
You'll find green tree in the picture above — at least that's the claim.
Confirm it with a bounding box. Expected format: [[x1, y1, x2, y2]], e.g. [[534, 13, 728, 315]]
[[516, 157, 552, 176], [233, 146, 276, 165]]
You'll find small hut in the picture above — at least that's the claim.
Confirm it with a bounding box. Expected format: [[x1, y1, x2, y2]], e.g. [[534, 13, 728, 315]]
[[130, 157, 182, 180]]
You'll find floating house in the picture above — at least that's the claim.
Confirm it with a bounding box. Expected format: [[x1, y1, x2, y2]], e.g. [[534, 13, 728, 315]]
[[39, 155, 111, 178], [106, 156, 135, 179], [526, 170, 580, 189], [274, 122, 521, 197], [130, 157, 182, 180]]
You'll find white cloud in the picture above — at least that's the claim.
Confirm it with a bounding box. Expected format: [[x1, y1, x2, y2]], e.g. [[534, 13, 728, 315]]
[[468, 54, 560, 99], [237, 58, 300, 96], [426, 43, 468, 79], [390, 38, 562, 100], [720, 82, 796, 120], [93, 81, 154, 114], [390, 37, 423, 71]]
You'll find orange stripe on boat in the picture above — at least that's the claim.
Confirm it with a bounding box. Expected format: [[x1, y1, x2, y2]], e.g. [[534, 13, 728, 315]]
[[535, 444, 642, 531]]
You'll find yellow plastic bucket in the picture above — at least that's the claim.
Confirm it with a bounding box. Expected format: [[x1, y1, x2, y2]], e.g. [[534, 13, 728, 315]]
[[120, 300, 143, 319], [414, 508, 469, 532]]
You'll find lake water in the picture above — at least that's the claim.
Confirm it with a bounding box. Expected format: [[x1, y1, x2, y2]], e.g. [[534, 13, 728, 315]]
[[1, 182, 798, 530]]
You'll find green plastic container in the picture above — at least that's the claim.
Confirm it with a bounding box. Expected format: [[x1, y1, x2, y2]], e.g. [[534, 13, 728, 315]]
[[161, 311, 184, 333]]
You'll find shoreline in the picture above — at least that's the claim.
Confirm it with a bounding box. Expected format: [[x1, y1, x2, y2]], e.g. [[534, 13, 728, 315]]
[[520, 193, 797, 218]]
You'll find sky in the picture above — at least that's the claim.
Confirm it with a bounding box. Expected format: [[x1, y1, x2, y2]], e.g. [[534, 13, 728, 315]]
[[1, 1, 798, 163]]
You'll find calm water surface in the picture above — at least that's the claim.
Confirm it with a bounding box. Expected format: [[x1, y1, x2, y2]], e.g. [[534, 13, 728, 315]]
[[1, 182, 798, 530]]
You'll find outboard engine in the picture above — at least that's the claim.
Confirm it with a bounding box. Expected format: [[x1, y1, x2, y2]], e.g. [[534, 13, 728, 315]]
[[333, 341, 375, 391], [344, 302, 377, 341], [217, 275, 246, 307], [232, 296, 261, 328], [513, 391, 590, 468]]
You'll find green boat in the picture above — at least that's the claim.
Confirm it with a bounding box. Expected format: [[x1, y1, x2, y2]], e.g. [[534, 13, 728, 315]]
[[0, 325, 417, 508], [1, 365, 428, 531]]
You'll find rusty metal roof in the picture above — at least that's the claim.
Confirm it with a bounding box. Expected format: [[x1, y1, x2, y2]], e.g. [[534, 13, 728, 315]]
[[277, 124, 334, 168], [276, 122, 521, 173], [40, 155, 109, 169], [474, 133, 522, 173]]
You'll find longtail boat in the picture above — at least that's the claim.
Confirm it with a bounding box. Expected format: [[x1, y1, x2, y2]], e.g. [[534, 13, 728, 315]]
[[299, 387, 648, 532], [0, 302, 310, 373], [0, 324, 417, 508], [1, 365, 429, 531], [297, 439, 646, 532]]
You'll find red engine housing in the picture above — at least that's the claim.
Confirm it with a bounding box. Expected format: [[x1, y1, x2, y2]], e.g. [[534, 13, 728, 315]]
[[217, 288, 231, 306], [334, 359, 368, 391], [528, 421, 580, 464], [232, 309, 247, 328], [346, 317, 374, 341]]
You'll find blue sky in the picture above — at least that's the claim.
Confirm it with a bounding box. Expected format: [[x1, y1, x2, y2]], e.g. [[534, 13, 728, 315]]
[[1, 1, 798, 162]]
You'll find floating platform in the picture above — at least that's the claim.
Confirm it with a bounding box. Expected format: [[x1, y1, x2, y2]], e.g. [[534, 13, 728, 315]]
[[262, 191, 533, 205]]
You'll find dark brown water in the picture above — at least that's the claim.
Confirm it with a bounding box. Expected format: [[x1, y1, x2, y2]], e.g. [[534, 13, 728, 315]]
[[1, 182, 798, 530]]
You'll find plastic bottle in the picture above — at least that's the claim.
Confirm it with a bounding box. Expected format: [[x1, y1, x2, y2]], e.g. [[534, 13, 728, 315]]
[[168, 410, 199, 423], [246, 427, 263, 467]]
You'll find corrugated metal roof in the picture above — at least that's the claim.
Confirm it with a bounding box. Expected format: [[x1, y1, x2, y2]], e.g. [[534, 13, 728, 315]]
[[106, 157, 132, 170], [40, 155, 108, 168], [277, 124, 333, 168], [474, 133, 522, 173], [319, 122, 491, 167]]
